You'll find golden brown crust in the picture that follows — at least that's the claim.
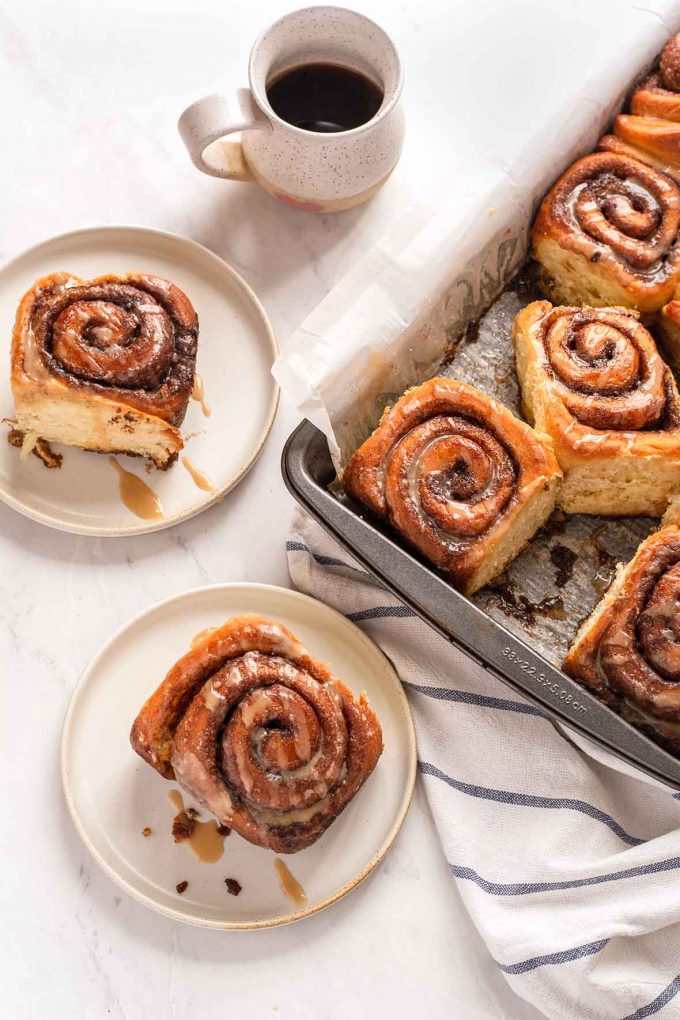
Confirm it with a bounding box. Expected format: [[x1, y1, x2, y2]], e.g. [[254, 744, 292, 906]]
[[130, 614, 383, 854], [531, 152, 680, 313], [564, 523, 680, 752], [598, 133, 680, 185], [12, 271, 198, 426], [514, 301, 680, 514], [342, 377, 560, 594], [612, 115, 680, 175]]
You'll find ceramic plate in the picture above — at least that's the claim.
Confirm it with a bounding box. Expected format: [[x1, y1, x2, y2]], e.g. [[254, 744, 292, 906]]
[[61, 583, 416, 929], [0, 226, 278, 535]]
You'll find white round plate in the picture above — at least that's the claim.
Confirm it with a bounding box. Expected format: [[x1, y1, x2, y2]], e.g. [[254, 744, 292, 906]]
[[61, 583, 416, 929], [0, 226, 278, 535]]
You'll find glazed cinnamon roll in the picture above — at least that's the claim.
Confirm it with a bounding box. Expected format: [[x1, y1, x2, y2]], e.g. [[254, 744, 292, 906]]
[[564, 520, 680, 753], [11, 271, 199, 468], [630, 35, 680, 123], [531, 152, 680, 314], [595, 38, 680, 203], [342, 378, 560, 595], [514, 301, 680, 515], [130, 615, 383, 853]]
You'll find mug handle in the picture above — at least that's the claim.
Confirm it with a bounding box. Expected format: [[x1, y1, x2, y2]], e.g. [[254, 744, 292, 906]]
[[178, 90, 271, 181]]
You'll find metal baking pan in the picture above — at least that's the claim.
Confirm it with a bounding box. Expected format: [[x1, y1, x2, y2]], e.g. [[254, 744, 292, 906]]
[[282, 417, 680, 791]]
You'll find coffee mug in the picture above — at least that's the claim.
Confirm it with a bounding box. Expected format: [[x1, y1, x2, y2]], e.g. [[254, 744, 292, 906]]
[[178, 6, 404, 212]]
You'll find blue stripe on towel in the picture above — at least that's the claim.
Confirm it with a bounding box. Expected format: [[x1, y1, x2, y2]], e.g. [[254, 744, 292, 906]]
[[285, 541, 368, 576], [418, 761, 645, 846], [620, 976, 680, 1020], [346, 605, 416, 622], [497, 938, 608, 975], [403, 680, 545, 717], [450, 857, 680, 895]]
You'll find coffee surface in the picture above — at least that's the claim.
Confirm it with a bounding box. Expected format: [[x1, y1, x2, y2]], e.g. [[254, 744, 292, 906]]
[[267, 62, 384, 133]]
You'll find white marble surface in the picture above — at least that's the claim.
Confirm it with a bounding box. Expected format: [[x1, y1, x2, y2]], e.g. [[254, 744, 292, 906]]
[[0, 1, 676, 1017]]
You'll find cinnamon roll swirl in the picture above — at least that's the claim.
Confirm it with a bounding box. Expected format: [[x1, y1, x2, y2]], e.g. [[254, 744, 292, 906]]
[[11, 271, 199, 468], [342, 378, 560, 595], [531, 152, 680, 314], [130, 615, 383, 853], [514, 301, 680, 515], [564, 520, 680, 753]]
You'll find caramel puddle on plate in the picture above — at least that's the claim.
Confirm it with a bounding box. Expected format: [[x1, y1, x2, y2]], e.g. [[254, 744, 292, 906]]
[[191, 373, 211, 417], [190, 626, 219, 649], [109, 458, 164, 520], [274, 858, 307, 907], [168, 790, 226, 864], [182, 456, 215, 493]]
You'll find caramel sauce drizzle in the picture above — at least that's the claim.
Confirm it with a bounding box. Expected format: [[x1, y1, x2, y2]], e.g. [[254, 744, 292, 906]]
[[109, 457, 164, 520], [182, 456, 215, 493], [191, 373, 211, 417], [168, 790, 226, 864], [274, 858, 307, 907]]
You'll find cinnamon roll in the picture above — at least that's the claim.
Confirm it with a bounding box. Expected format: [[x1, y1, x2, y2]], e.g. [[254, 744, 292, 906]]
[[531, 152, 680, 314], [564, 520, 680, 753], [11, 271, 199, 469], [514, 301, 680, 515], [130, 615, 383, 853], [630, 35, 680, 123], [594, 38, 680, 206], [342, 378, 560, 595]]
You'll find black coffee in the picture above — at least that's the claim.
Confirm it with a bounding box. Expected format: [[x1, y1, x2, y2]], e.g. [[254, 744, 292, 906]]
[[266, 62, 384, 133]]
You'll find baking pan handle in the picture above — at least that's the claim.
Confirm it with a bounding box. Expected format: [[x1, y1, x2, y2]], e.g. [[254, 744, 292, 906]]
[[282, 420, 680, 790]]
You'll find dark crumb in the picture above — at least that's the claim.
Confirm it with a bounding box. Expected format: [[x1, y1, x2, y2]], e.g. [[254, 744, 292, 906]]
[[6, 426, 63, 468], [486, 583, 535, 626], [534, 595, 566, 621], [461, 319, 480, 347], [34, 438, 63, 468], [538, 508, 568, 538], [224, 878, 242, 896], [186, 807, 200, 819], [486, 586, 566, 626], [504, 260, 541, 302], [176, 881, 189, 895], [550, 544, 578, 587], [588, 536, 618, 572], [172, 810, 196, 843], [217, 824, 232, 836], [141, 827, 152, 838]]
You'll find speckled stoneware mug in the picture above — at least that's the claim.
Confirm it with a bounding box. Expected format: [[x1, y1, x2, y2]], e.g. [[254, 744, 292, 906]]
[[178, 6, 404, 212]]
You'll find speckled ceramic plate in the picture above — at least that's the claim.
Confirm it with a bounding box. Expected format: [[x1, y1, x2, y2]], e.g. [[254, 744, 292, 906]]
[[0, 226, 278, 535], [61, 583, 416, 929]]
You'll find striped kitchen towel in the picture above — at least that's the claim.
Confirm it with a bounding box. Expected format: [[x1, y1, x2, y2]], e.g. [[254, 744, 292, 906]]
[[287, 509, 680, 1020]]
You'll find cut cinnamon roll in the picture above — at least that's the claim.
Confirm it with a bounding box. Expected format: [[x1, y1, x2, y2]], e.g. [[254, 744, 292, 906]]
[[342, 378, 560, 595], [531, 152, 680, 314], [514, 301, 680, 515], [130, 615, 383, 854], [564, 519, 680, 753], [11, 271, 199, 468]]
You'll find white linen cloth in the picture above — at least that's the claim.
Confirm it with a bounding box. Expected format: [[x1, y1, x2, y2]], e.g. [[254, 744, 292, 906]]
[[287, 509, 680, 1020]]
